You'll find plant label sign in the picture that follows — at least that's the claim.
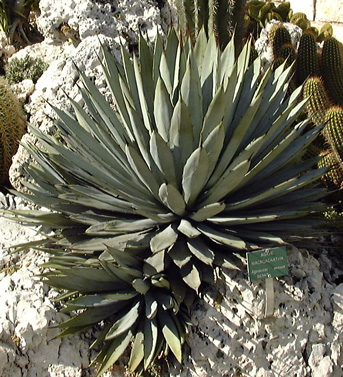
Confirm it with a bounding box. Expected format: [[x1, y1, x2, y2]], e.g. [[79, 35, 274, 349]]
[[247, 246, 288, 283]]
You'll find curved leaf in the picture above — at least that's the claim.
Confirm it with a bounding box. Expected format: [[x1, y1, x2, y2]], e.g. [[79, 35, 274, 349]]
[[96, 329, 133, 376], [105, 300, 141, 340], [159, 183, 186, 216], [182, 148, 209, 206], [144, 317, 158, 369], [150, 224, 179, 253], [128, 330, 145, 372], [159, 310, 183, 363], [187, 237, 215, 265]]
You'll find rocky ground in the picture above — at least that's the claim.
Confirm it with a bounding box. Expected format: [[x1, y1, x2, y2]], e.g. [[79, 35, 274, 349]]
[[1, 192, 343, 377], [1, 1, 343, 376]]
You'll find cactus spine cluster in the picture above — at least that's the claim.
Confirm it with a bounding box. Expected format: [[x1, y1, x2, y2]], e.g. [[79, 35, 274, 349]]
[[0, 77, 26, 184]]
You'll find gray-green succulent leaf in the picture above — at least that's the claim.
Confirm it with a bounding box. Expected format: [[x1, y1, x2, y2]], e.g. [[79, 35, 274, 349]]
[[8, 28, 328, 376]]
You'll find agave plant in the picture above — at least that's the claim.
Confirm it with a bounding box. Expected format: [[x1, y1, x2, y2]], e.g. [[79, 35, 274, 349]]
[[9, 28, 327, 375]]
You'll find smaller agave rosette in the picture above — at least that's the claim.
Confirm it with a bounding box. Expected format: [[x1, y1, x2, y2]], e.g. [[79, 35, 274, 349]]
[[9, 29, 327, 375]]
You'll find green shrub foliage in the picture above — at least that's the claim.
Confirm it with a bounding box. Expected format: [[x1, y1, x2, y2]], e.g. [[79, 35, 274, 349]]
[[5, 55, 48, 84], [9, 30, 327, 375]]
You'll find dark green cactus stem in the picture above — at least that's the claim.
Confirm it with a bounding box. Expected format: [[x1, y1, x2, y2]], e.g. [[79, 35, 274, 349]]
[[174, 0, 195, 38], [318, 150, 343, 190], [231, 0, 248, 56], [322, 37, 343, 106], [296, 31, 320, 85], [324, 107, 343, 166], [209, 0, 232, 50], [277, 43, 296, 64], [0, 77, 26, 184], [175, 0, 248, 51], [303, 77, 331, 127], [269, 25, 292, 59], [190, 0, 209, 38]]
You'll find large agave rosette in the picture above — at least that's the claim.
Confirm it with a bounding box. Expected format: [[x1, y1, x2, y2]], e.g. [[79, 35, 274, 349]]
[[9, 29, 326, 375]]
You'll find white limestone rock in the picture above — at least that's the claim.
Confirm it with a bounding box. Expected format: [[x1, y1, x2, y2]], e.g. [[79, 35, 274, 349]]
[[170, 247, 343, 377], [9, 34, 120, 191], [11, 79, 35, 103], [0, 31, 15, 58], [255, 20, 303, 70], [0, 194, 122, 377], [9, 0, 172, 192], [37, 0, 166, 42]]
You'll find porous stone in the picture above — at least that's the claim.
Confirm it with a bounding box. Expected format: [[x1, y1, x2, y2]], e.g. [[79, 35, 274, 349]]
[[0, 194, 122, 377], [11, 79, 35, 103], [4, 1, 343, 376], [9, 0, 172, 192], [37, 0, 166, 42], [0, 31, 15, 58], [170, 247, 343, 377], [255, 20, 303, 70]]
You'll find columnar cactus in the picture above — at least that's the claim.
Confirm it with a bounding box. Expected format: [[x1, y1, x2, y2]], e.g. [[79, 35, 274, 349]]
[[174, 0, 247, 51], [265, 29, 343, 194], [278, 42, 296, 63], [303, 77, 331, 126], [296, 31, 320, 85], [324, 106, 343, 163], [318, 151, 343, 190], [322, 37, 343, 107], [0, 77, 26, 184], [269, 25, 292, 58]]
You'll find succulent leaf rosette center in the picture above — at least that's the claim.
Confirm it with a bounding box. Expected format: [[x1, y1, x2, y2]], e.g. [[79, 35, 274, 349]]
[[9, 29, 326, 376]]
